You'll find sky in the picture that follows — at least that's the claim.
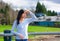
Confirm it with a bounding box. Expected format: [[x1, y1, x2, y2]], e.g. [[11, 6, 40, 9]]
[[2, 0, 60, 12]]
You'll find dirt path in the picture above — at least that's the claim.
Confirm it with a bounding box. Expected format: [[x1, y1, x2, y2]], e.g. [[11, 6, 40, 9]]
[[29, 35, 60, 41], [43, 38, 60, 41]]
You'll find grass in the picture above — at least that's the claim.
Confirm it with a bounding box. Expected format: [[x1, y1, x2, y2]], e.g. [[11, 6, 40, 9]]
[[0, 25, 60, 41], [28, 26, 60, 32], [0, 25, 11, 32], [0, 25, 60, 32]]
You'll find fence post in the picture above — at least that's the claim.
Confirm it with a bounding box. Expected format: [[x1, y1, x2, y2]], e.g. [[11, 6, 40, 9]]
[[4, 30, 11, 41]]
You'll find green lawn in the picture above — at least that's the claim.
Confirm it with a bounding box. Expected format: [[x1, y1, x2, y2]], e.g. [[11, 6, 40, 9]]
[[0, 25, 60, 32], [0, 25, 60, 41]]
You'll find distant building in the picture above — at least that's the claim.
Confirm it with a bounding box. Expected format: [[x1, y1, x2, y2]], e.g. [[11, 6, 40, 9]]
[[35, 13, 60, 22], [35, 13, 46, 17]]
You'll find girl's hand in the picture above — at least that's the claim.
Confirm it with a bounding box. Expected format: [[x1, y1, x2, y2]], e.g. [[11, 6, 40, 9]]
[[19, 34, 24, 39], [25, 10, 30, 14]]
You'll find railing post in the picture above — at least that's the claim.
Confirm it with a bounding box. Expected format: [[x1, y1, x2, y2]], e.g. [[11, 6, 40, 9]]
[[4, 30, 11, 41]]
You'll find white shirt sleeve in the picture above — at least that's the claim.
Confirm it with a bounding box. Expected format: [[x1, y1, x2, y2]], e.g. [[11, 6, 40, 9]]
[[11, 20, 20, 36], [27, 11, 38, 23]]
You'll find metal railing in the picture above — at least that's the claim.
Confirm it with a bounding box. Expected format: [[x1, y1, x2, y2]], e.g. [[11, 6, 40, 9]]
[[0, 30, 60, 41], [0, 32, 60, 36]]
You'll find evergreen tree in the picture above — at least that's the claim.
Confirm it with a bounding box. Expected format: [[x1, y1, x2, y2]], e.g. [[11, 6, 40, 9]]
[[42, 4, 47, 14], [47, 10, 57, 16], [47, 10, 52, 16], [35, 1, 57, 16], [35, 1, 42, 13]]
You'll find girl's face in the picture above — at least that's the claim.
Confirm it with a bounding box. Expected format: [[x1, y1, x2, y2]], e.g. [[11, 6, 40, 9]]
[[21, 11, 27, 18]]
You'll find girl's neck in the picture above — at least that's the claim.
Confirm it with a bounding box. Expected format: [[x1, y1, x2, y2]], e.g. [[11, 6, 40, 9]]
[[19, 18, 25, 23]]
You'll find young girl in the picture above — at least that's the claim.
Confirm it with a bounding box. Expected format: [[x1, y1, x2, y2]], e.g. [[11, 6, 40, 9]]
[[11, 9, 38, 41]]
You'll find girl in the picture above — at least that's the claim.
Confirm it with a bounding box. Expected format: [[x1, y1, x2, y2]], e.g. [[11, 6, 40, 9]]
[[11, 9, 38, 41]]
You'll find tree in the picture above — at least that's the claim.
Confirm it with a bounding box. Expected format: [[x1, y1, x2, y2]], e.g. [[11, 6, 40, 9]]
[[51, 11, 57, 16], [47, 10, 52, 16], [47, 10, 57, 16], [4, 4, 10, 24], [35, 1, 42, 13], [0, 8, 4, 13], [42, 4, 47, 14], [35, 2, 47, 14], [35, 1, 57, 16]]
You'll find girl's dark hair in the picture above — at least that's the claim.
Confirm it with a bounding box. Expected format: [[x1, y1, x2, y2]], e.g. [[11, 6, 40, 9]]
[[16, 9, 24, 25]]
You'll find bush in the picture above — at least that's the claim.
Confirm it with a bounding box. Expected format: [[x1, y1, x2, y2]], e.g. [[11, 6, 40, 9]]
[[54, 22, 60, 27]]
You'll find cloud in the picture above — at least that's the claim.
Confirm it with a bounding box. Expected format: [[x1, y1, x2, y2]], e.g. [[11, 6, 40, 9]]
[[2, 0, 37, 10], [39, 1, 60, 12], [3, 0, 29, 6], [47, 0, 60, 4], [3, 0, 44, 8], [2, 0, 60, 12]]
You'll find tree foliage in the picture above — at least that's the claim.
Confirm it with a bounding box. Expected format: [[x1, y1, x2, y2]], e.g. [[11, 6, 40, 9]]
[[35, 1, 57, 16], [0, 4, 10, 24]]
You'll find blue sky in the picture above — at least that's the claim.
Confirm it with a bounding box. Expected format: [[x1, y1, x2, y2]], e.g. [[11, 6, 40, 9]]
[[2, 0, 60, 12]]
